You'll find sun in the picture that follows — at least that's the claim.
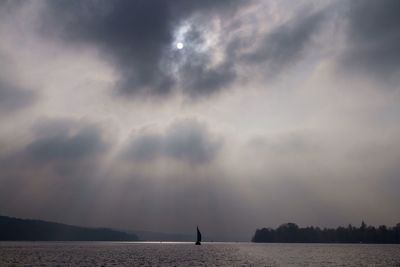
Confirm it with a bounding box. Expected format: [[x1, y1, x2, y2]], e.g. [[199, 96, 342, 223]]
[[176, 42, 184, 49]]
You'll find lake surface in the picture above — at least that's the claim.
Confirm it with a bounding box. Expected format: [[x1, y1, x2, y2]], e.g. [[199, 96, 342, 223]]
[[1, 242, 400, 266]]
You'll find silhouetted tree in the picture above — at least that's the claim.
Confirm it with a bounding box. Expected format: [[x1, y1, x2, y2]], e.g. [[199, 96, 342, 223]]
[[252, 221, 400, 244]]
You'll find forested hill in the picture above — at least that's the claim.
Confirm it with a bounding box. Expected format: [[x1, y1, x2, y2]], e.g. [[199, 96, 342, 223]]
[[252, 222, 400, 243], [0, 215, 138, 241]]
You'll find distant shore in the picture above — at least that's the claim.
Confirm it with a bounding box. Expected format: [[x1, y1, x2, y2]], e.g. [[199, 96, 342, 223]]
[[0, 215, 138, 241]]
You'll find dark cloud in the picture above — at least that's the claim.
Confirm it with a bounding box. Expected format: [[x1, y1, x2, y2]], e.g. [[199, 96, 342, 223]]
[[36, 1, 341, 99], [0, 118, 110, 223], [341, 0, 400, 80], [40, 0, 245, 98], [0, 78, 35, 114], [26, 119, 109, 162], [163, 119, 223, 163], [122, 119, 222, 164], [242, 7, 328, 74], [0, 119, 109, 173], [123, 133, 163, 162]]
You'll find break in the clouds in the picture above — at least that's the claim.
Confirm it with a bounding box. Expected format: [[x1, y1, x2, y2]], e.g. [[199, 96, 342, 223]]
[[1, 0, 400, 240], [242, 6, 328, 74], [40, 0, 246, 98]]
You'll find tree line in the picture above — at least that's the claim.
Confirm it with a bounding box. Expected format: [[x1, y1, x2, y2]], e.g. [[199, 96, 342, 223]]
[[252, 222, 400, 243]]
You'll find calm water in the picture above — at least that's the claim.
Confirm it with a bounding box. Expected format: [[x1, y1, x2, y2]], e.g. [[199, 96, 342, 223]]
[[1, 242, 399, 266]]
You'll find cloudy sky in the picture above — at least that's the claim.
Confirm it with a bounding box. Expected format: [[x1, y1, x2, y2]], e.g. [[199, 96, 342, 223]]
[[1, 0, 400, 241]]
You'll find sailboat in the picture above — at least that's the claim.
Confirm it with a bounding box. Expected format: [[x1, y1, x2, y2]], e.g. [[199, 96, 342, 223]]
[[195, 226, 202, 245]]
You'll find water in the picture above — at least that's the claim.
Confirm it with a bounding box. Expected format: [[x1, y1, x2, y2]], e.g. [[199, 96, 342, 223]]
[[1, 242, 399, 266]]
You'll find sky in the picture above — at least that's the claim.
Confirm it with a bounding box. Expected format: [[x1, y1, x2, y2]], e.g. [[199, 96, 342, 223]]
[[0, 0, 400, 241]]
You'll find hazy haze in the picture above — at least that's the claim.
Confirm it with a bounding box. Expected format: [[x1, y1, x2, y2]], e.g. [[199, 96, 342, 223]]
[[0, 0, 399, 241]]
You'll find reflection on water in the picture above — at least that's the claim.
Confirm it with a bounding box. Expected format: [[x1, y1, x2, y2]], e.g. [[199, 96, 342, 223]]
[[1, 242, 400, 266]]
